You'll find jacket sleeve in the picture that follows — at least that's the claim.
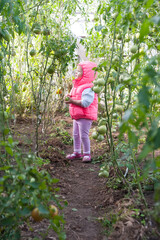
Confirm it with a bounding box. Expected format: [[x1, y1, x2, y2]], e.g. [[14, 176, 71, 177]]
[[81, 88, 95, 108]]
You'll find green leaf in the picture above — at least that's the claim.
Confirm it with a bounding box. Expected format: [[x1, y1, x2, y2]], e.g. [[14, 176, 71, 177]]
[[5, 146, 13, 156], [19, 207, 31, 217], [58, 231, 67, 240], [102, 28, 108, 35], [13, 83, 19, 93], [0, 216, 14, 226], [122, 109, 132, 122], [145, 0, 154, 8], [155, 156, 160, 168], [151, 15, 160, 26], [0, 166, 10, 171], [126, 163, 134, 170], [138, 144, 153, 160], [140, 19, 150, 42], [14, 229, 21, 240], [95, 25, 104, 32], [116, 13, 122, 24], [72, 208, 78, 211], [152, 128, 160, 150], [8, 135, 13, 144], [145, 65, 157, 78], [138, 86, 150, 109], [99, 60, 108, 67], [39, 181, 47, 190], [139, 126, 160, 159], [128, 130, 138, 147], [38, 204, 49, 215], [28, 181, 40, 188], [52, 178, 59, 184], [154, 183, 160, 202], [4, 128, 9, 135]]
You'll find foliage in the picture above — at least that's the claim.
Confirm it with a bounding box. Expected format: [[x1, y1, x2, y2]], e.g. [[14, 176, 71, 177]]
[[0, 1, 80, 239], [0, 139, 66, 239], [0, 0, 78, 154], [55, 127, 73, 145], [0, 0, 160, 237], [82, 0, 160, 221]]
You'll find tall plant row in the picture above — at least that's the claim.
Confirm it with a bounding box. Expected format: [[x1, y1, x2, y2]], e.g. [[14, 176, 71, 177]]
[[0, 0, 78, 151], [82, 0, 160, 219], [0, 0, 160, 238], [0, 0, 79, 239]]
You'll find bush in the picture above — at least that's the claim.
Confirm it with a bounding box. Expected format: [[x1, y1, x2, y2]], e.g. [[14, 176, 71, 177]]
[[0, 145, 66, 239]]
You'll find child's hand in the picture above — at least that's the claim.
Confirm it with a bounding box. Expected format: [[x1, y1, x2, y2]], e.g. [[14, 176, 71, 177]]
[[64, 95, 81, 106], [64, 95, 71, 104]]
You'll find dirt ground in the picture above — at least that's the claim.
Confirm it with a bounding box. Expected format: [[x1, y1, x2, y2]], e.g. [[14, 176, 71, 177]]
[[11, 113, 160, 240]]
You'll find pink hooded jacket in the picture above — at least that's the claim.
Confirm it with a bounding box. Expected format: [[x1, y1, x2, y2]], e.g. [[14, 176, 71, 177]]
[[69, 61, 98, 120]]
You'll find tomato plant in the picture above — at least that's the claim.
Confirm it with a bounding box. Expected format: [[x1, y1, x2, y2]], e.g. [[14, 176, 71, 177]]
[[0, 148, 66, 239], [0, 0, 160, 237], [82, 0, 160, 217], [0, 1, 78, 239]]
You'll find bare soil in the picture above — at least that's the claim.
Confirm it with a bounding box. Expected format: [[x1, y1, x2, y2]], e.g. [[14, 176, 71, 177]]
[[11, 113, 160, 240]]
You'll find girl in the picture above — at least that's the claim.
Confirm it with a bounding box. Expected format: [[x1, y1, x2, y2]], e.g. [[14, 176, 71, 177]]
[[65, 61, 98, 163]]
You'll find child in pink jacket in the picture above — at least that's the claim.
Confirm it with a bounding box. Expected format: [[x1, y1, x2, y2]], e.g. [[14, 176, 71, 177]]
[[65, 61, 98, 163]]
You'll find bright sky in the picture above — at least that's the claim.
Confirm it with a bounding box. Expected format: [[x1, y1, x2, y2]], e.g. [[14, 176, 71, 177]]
[[70, 13, 94, 37]]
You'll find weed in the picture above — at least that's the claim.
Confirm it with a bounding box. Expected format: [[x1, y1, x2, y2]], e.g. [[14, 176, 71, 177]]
[[35, 156, 50, 167], [98, 213, 119, 236]]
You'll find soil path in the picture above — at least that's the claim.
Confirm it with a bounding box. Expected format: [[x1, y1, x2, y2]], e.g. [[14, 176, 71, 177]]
[[14, 115, 158, 240], [54, 159, 106, 240], [17, 115, 108, 240]]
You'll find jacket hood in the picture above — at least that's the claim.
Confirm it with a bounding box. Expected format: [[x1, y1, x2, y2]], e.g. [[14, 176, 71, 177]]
[[73, 61, 97, 85]]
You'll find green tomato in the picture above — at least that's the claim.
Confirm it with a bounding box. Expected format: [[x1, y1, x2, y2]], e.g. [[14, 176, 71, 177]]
[[2, 30, 11, 42], [112, 113, 118, 119], [125, 38, 130, 42], [98, 170, 109, 177], [97, 134, 104, 141], [115, 105, 123, 113], [32, 22, 41, 29], [30, 49, 36, 56], [47, 66, 54, 74], [13, 83, 19, 93], [93, 17, 99, 21], [112, 56, 119, 64], [42, 28, 50, 36], [65, 96, 70, 101], [92, 131, 98, 139], [96, 79, 105, 86], [130, 45, 138, 54], [93, 80, 98, 86], [93, 86, 101, 93], [33, 28, 41, 34], [108, 78, 114, 84], [98, 118, 106, 126], [117, 34, 122, 40], [22, 86, 27, 92], [98, 125, 106, 134]]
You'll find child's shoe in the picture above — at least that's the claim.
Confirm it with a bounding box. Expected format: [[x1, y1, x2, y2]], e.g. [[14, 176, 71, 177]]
[[66, 152, 82, 160], [82, 154, 91, 163]]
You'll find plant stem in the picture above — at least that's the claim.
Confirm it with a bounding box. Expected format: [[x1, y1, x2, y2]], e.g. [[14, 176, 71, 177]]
[[131, 151, 147, 207], [104, 20, 116, 152]]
